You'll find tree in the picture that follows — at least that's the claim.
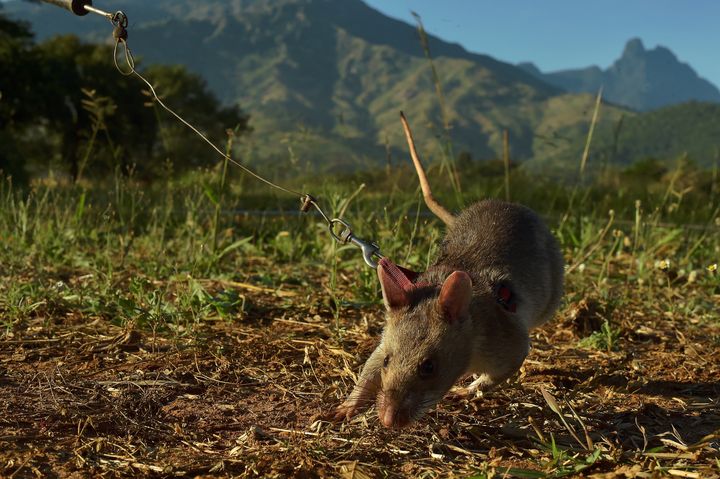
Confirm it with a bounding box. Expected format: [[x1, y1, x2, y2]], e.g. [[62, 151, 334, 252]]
[[34, 35, 156, 180], [35, 38, 251, 180], [142, 64, 250, 171], [2, 22, 251, 182], [0, 13, 39, 182]]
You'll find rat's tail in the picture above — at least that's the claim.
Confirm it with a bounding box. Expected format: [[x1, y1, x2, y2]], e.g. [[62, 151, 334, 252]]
[[400, 112, 456, 227]]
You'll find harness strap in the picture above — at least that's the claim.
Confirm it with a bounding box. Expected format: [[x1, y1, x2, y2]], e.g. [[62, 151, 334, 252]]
[[379, 258, 517, 313], [378, 258, 430, 291]]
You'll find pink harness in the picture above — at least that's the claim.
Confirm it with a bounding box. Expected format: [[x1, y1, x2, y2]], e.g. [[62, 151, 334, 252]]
[[378, 258, 517, 313], [378, 257, 427, 290]]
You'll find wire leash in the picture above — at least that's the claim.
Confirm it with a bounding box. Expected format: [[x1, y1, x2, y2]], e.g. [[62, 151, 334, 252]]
[[105, 11, 383, 268]]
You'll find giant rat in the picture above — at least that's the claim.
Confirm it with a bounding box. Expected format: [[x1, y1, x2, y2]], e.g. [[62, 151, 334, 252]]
[[333, 113, 564, 429]]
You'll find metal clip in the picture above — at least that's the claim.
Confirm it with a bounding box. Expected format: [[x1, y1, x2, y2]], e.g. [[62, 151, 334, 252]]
[[303, 196, 384, 269], [299, 194, 315, 213], [329, 218, 384, 269], [351, 235, 384, 269]]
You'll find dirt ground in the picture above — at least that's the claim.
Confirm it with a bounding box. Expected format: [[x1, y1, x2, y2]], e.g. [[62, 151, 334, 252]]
[[1, 277, 719, 478]]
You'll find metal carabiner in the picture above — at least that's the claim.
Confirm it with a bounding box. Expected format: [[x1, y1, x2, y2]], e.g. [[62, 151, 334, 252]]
[[328, 218, 353, 244], [328, 218, 384, 268], [349, 235, 384, 269]]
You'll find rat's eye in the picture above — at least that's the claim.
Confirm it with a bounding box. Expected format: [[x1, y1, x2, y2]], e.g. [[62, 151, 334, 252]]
[[383, 355, 390, 368], [418, 359, 435, 378]]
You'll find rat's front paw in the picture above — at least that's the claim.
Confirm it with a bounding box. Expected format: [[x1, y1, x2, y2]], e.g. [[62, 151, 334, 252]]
[[331, 403, 355, 422], [449, 374, 498, 399], [329, 397, 371, 423], [331, 400, 360, 422]]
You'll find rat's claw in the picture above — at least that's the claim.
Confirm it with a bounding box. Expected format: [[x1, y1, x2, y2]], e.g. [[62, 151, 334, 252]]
[[329, 401, 357, 422], [328, 396, 373, 423]]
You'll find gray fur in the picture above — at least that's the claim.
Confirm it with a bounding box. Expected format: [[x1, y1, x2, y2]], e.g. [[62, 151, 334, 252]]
[[334, 199, 564, 428]]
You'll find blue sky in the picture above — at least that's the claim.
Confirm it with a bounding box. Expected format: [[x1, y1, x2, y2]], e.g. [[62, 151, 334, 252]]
[[364, 0, 720, 88]]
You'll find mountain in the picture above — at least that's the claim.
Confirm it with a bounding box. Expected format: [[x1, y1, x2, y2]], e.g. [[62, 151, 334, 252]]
[[6, 1, 717, 174], [522, 100, 720, 176], [6, 0, 576, 169], [582, 101, 720, 166], [519, 38, 720, 112]]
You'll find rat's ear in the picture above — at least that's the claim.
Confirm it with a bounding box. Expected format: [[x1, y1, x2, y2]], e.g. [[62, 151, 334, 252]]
[[438, 271, 473, 322], [378, 262, 410, 310]]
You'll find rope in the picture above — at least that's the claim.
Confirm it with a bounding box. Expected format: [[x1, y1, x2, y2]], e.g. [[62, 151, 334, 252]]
[[107, 14, 383, 268], [112, 38, 305, 199]]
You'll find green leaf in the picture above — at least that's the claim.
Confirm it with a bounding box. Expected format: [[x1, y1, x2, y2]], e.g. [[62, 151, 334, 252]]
[[541, 387, 562, 416], [218, 236, 253, 259], [74, 190, 86, 221], [204, 185, 219, 205]]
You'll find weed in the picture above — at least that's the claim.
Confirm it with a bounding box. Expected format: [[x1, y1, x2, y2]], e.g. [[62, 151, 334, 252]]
[[578, 320, 620, 352]]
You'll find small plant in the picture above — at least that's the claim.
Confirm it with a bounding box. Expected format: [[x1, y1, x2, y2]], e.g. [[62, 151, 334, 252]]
[[505, 436, 604, 478], [206, 289, 246, 319], [578, 319, 620, 352], [77, 88, 118, 183]]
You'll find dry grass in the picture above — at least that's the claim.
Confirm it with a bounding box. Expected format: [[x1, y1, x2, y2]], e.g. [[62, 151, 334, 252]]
[[1, 254, 718, 479]]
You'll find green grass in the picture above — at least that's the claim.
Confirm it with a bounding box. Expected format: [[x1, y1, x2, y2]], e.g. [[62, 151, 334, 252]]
[[578, 320, 620, 352], [0, 158, 717, 336]]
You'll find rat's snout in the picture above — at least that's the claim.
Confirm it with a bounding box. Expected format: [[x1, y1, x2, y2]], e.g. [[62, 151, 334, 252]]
[[378, 393, 411, 429], [380, 402, 398, 428]]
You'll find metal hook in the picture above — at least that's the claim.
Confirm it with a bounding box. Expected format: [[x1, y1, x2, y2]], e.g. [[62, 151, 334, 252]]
[[111, 10, 129, 28], [328, 218, 383, 268], [350, 235, 384, 269]]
